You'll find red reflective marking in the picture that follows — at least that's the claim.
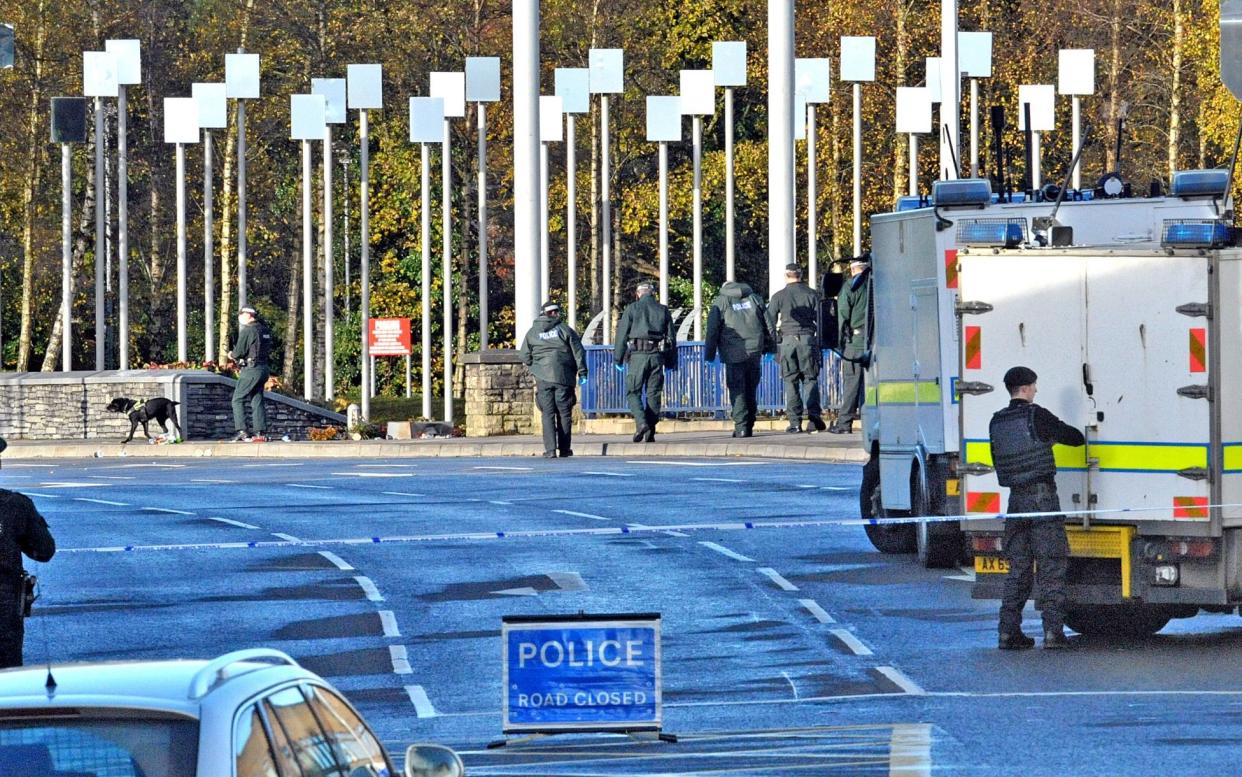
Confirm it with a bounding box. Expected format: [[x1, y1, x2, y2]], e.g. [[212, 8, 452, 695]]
[[945, 249, 959, 289], [1173, 496, 1209, 519], [1189, 328, 1206, 373], [965, 326, 982, 370], [967, 492, 1000, 513]]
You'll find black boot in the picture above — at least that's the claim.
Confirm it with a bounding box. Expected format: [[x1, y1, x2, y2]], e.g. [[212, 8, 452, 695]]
[[998, 631, 1036, 650], [644, 425, 655, 443], [1043, 628, 1070, 650], [633, 426, 648, 443]]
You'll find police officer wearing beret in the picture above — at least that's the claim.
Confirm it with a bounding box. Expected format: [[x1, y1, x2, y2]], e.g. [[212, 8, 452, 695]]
[[0, 437, 56, 668], [227, 306, 274, 442], [990, 366, 1085, 650], [520, 301, 589, 458], [614, 282, 675, 443], [830, 254, 872, 433], [767, 263, 827, 434]]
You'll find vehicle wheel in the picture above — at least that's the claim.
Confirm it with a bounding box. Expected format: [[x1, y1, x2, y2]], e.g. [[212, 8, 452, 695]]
[[860, 454, 916, 554], [1064, 606, 1173, 639]]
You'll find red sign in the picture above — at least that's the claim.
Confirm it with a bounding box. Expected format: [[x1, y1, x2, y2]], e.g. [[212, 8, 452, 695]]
[[369, 317, 412, 356]]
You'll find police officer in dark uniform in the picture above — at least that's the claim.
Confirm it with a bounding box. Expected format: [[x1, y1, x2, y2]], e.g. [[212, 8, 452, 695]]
[[767, 263, 826, 434], [521, 301, 589, 458], [706, 280, 775, 438], [228, 306, 274, 442], [0, 438, 56, 668], [830, 254, 872, 433], [614, 282, 674, 443], [990, 366, 1085, 650]]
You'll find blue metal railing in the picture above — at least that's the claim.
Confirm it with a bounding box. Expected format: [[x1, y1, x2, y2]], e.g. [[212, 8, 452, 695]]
[[581, 343, 842, 417]]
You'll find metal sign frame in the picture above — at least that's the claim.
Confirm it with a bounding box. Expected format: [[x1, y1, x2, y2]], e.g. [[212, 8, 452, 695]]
[[555, 68, 591, 114], [712, 41, 746, 87], [192, 83, 228, 130], [1018, 84, 1056, 131], [347, 63, 382, 110], [224, 53, 260, 99], [430, 71, 466, 118], [1224, 0, 1242, 100], [409, 96, 445, 143], [290, 94, 327, 141], [839, 36, 876, 83], [539, 95, 563, 142], [679, 70, 715, 116], [958, 31, 993, 79], [1058, 49, 1096, 96], [105, 39, 141, 85], [466, 57, 501, 103], [163, 97, 200, 144], [83, 51, 119, 98], [501, 613, 663, 735], [795, 58, 830, 104], [0, 24, 13, 70], [896, 86, 933, 135], [588, 48, 624, 94], [312, 78, 348, 124], [646, 96, 682, 142]]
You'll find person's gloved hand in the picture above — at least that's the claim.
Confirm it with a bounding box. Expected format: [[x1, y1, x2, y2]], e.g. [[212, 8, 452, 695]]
[[614, 363, 625, 373], [578, 372, 589, 385]]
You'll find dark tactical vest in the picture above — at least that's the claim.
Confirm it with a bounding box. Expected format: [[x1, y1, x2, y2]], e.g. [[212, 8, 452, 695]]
[[988, 404, 1057, 488]]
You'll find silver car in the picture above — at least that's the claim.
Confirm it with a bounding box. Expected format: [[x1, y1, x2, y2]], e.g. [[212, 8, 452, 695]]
[[0, 648, 463, 777]]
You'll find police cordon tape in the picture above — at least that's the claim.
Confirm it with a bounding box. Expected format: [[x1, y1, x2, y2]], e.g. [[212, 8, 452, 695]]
[[54, 499, 1242, 555]]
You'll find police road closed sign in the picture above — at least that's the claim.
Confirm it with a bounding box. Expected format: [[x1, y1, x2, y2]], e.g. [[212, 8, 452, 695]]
[[368, 317, 411, 356], [502, 614, 662, 734]]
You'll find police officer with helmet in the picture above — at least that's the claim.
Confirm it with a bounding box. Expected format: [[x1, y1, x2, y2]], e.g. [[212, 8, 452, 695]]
[[767, 263, 827, 434], [614, 282, 675, 443], [990, 366, 1085, 650], [0, 437, 57, 668], [520, 301, 589, 458], [228, 306, 274, 442]]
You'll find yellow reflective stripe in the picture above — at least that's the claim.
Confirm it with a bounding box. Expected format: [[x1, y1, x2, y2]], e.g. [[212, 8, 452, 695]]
[[964, 440, 1207, 473], [1225, 444, 1242, 473], [873, 381, 943, 404], [1066, 525, 1134, 598]]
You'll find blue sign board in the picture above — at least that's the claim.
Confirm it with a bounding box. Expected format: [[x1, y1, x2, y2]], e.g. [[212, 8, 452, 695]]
[[502, 614, 662, 733]]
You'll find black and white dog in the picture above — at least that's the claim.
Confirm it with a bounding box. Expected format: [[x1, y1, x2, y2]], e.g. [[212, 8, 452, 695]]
[[106, 397, 183, 443]]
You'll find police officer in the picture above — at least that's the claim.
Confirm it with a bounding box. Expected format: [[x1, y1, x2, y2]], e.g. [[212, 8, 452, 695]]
[[767, 263, 826, 434], [706, 280, 775, 438], [830, 254, 872, 433], [227, 306, 274, 442], [614, 282, 674, 443], [990, 366, 1085, 650], [521, 301, 589, 458], [0, 438, 56, 669]]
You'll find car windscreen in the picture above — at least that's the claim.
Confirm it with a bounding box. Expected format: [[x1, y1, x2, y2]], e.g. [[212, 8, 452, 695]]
[[0, 714, 199, 777]]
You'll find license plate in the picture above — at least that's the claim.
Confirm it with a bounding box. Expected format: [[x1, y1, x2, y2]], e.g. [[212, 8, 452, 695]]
[[974, 556, 1010, 574]]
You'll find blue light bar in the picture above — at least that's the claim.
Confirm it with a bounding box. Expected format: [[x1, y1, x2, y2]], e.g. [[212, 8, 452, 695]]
[[1162, 219, 1233, 247], [933, 178, 993, 207], [956, 218, 1026, 247], [896, 195, 930, 212], [1171, 169, 1229, 198]]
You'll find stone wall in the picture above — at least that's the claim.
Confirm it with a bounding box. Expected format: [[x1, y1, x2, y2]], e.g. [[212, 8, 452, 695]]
[[462, 350, 537, 437], [0, 370, 345, 441]]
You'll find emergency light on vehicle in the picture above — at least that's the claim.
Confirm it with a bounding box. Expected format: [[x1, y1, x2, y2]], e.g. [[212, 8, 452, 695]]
[[1170, 169, 1230, 198], [956, 218, 1027, 248], [896, 195, 932, 212], [1161, 219, 1234, 248], [932, 178, 993, 207]]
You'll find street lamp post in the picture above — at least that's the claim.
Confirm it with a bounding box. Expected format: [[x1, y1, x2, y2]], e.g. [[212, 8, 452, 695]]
[[1058, 49, 1096, 189], [538, 95, 564, 302], [51, 97, 88, 371], [192, 83, 227, 364], [465, 57, 501, 349], [430, 71, 465, 425], [896, 87, 933, 196], [795, 57, 830, 286], [958, 32, 993, 179], [1018, 84, 1055, 190], [645, 96, 682, 307], [679, 69, 714, 341], [346, 63, 383, 420], [163, 97, 200, 363], [712, 42, 746, 283], [410, 96, 446, 422], [0, 24, 10, 359], [106, 39, 140, 369], [291, 93, 327, 401], [841, 37, 875, 259], [312, 78, 347, 400], [83, 50, 118, 370], [767, 0, 795, 299], [554, 68, 590, 329], [588, 48, 623, 342], [225, 52, 260, 310]]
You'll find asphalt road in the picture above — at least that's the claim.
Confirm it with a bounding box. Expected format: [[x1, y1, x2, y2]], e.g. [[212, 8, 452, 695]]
[[10, 455, 1242, 775]]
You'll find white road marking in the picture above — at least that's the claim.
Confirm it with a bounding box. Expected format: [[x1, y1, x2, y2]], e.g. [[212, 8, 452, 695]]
[[381, 491, 424, 497], [889, 723, 932, 776], [379, 610, 401, 637], [830, 629, 874, 656], [24, 493, 59, 499], [821, 486, 853, 491], [628, 522, 688, 538], [405, 685, 438, 718], [205, 517, 259, 529], [582, 471, 634, 477], [39, 482, 110, 489], [473, 466, 532, 471], [625, 460, 769, 467], [355, 576, 384, 602], [699, 541, 754, 562], [357, 464, 417, 468], [191, 479, 236, 484], [798, 599, 836, 624], [547, 572, 588, 592], [73, 498, 129, 507], [944, 566, 976, 582], [781, 671, 800, 700], [488, 500, 513, 506], [796, 484, 819, 489], [319, 551, 355, 571], [331, 472, 415, 478], [287, 483, 332, 490], [758, 568, 799, 591], [491, 587, 539, 596], [108, 463, 186, 469], [693, 477, 746, 483], [554, 509, 609, 521], [389, 645, 412, 674], [272, 533, 302, 543], [89, 475, 136, 480], [875, 666, 926, 696], [142, 507, 194, 515]]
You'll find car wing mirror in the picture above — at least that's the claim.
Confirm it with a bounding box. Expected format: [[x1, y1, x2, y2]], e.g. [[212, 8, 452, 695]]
[[404, 744, 465, 777]]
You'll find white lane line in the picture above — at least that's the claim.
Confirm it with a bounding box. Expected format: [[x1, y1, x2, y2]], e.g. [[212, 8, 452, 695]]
[[73, 498, 129, 507], [625, 460, 768, 467], [830, 629, 874, 656], [692, 477, 746, 483], [90, 476, 136, 480], [319, 551, 355, 571], [142, 507, 194, 515], [699, 541, 754, 562], [39, 482, 111, 489], [355, 576, 384, 602], [473, 466, 532, 471], [821, 486, 853, 491], [108, 463, 185, 469], [758, 568, 799, 591], [357, 464, 417, 469], [889, 723, 932, 776], [488, 500, 513, 506], [875, 666, 926, 696], [796, 484, 819, 489], [405, 684, 438, 718], [379, 610, 401, 637], [554, 509, 609, 521], [191, 479, 236, 484], [331, 472, 415, 478], [272, 533, 302, 543], [798, 599, 836, 624], [382, 491, 425, 497], [287, 483, 333, 490], [581, 471, 634, 478], [389, 645, 412, 674], [206, 517, 260, 530], [24, 493, 60, 499]]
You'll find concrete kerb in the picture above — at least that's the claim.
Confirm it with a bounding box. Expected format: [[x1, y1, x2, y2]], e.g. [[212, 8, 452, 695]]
[[0, 435, 866, 463]]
